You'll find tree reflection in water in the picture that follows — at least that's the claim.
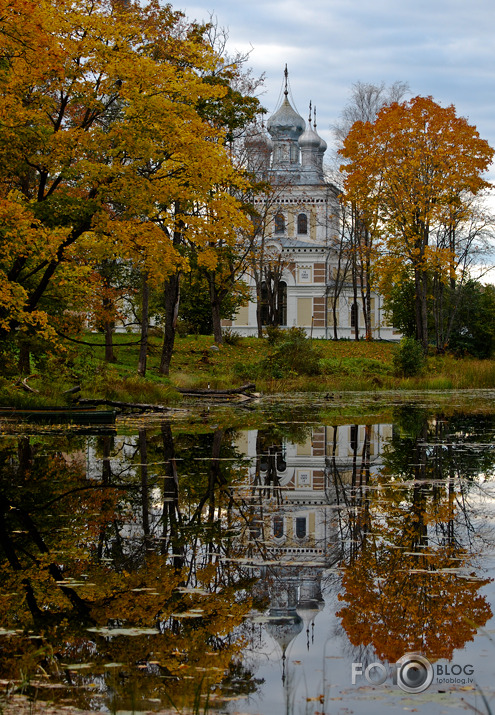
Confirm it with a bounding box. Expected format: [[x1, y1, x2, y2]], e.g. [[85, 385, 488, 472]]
[[0, 425, 260, 712], [0, 407, 494, 713], [336, 407, 495, 663]]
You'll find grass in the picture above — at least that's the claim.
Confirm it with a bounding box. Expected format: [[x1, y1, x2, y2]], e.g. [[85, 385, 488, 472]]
[[1, 332, 494, 408]]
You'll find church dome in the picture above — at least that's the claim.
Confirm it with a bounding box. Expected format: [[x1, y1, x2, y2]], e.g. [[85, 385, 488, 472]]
[[298, 125, 321, 150], [265, 613, 303, 653], [245, 125, 273, 152], [267, 96, 305, 141]]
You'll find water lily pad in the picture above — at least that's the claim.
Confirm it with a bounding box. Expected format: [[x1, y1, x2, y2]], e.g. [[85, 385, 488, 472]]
[[87, 627, 159, 636], [171, 611, 204, 618]]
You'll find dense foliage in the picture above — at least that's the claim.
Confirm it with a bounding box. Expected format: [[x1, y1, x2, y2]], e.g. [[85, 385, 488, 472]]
[[0, 0, 257, 373], [340, 96, 494, 351]]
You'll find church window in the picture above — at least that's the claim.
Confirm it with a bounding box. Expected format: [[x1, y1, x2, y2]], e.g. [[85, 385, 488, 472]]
[[295, 517, 307, 539], [249, 520, 261, 539], [297, 213, 308, 234], [260, 280, 287, 327], [350, 302, 358, 328], [274, 212, 285, 234], [350, 424, 358, 453], [252, 213, 262, 234], [273, 516, 284, 538]]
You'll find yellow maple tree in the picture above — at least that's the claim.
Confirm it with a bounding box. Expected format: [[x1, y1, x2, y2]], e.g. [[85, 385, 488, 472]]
[[0, 0, 251, 361], [340, 96, 494, 350]]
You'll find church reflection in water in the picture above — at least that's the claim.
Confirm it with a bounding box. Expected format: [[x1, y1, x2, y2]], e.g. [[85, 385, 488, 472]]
[[236, 422, 393, 681]]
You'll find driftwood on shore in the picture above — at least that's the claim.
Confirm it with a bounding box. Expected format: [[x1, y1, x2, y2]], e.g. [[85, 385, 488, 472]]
[[176, 383, 256, 397], [11, 375, 40, 394], [75, 398, 169, 412]]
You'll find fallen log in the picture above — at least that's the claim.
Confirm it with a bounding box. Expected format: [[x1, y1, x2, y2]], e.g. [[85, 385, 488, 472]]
[[63, 385, 82, 395], [176, 383, 256, 396], [76, 398, 168, 412], [11, 375, 40, 393]]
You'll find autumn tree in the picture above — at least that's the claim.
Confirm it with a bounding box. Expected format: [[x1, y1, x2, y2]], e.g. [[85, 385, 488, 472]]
[[0, 0, 251, 373], [333, 82, 409, 340], [192, 27, 264, 344], [340, 96, 494, 350], [0, 423, 259, 711]]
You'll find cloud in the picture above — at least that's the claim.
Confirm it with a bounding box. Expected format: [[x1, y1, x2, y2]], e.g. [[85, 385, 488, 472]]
[[181, 0, 495, 181]]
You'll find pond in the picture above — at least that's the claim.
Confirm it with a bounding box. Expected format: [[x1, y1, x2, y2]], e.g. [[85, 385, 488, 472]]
[[1, 391, 495, 715]]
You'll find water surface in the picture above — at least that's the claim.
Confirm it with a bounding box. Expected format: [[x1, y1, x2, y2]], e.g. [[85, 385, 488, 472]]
[[1, 391, 495, 714]]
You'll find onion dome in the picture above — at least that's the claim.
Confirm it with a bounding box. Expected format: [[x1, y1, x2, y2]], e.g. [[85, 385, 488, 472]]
[[245, 124, 273, 152], [245, 123, 273, 175], [298, 124, 321, 151], [267, 96, 305, 141], [265, 612, 304, 654]]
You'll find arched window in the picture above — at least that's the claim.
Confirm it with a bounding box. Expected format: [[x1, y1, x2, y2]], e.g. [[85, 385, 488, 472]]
[[273, 516, 284, 539], [350, 424, 358, 454], [261, 280, 287, 326], [276, 443, 287, 472], [252, 213, 262, 235], [350, 302, 358, 328], [295, 517, 307, 539], [297, 213, 308, 234], [249, 520, 261, 540], [274, 212, 285, 234]]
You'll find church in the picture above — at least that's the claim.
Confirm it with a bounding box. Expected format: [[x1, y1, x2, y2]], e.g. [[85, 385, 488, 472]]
[[222, 71, 398, 341]]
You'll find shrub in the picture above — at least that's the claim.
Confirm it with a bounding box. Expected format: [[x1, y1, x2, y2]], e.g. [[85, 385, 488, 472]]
[[222, 328, 242, 346], [393, 337, 426, 377], [260, 327, 321, 377], [263, 325, 285, 345]]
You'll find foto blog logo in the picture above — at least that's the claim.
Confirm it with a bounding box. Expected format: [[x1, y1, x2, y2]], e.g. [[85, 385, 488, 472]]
[[352, 653, 475, 694]]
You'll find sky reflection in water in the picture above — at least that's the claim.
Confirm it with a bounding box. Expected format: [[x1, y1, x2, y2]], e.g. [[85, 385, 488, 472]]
[[0, 396, 495, 714]]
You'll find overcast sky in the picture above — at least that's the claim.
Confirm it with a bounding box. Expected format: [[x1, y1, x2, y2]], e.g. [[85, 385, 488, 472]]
[[180, 0, 495, 178]]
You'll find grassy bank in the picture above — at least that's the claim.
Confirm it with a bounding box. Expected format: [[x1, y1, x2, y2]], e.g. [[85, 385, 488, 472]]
[[1, 333, 494, 407]]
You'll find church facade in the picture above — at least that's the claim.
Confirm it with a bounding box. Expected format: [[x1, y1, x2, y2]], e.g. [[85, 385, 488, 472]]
[[223, 78, 398, 341]]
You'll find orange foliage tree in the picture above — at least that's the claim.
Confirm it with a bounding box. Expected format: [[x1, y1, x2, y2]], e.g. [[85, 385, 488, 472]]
[[0, 0, 251, 369], [340, 96, 494, 350]]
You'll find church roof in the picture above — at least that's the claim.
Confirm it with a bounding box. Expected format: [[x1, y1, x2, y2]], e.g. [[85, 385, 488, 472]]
[[267, 96, 305, 140]]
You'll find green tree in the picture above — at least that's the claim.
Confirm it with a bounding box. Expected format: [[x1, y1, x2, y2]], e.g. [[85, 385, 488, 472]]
[[448, 281, 495, 357]]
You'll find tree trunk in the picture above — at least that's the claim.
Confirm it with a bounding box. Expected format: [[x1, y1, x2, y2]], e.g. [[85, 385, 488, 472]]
[[104, 318, 116, 363], [332, 299, 338, 340], [414, 267, 429, 351], [18, 342, 30, 375], [421, 270, 429, 350], [101, 259, 117, 363], [352, 280, 359, 341], [137, 272, 149, 377], [208, 273, 223, 344], [161, 423, 183, 569], [365, 281, 372, 340], [256, 295, 263, 338], [159, 272, 180, 376], [139, 429, 151, 551]]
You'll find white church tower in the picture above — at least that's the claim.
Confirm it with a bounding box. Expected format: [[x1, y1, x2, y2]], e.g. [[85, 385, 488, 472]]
[[225, 67, 397, 340]]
